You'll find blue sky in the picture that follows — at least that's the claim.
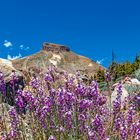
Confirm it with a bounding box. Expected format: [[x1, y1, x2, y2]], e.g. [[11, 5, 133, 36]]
[[0, 0, 140, 67]]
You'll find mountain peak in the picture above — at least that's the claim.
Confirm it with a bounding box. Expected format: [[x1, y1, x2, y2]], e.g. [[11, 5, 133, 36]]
[[11, 42, 104, 80], [42, 42, 70, 53]]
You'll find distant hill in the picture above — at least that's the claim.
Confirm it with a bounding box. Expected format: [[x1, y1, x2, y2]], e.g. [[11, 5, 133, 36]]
[[10, 42, 104, 80]]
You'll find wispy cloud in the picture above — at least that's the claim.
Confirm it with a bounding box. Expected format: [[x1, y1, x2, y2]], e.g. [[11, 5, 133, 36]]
[[19, 45, 24, 49], [19, 45, 30, 51], [3, 40, 13, 47], [96, 58, 105, 65], [25, 46, 30, 51], [7, 53, 22, 60]]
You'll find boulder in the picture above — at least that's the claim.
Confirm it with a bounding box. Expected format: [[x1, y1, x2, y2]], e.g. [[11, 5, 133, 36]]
[[0, 58, 23, 82], [131, 78, 140, 85]]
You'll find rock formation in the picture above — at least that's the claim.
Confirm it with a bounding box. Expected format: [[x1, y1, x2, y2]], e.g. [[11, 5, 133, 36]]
[[42, 42, 70, 53]]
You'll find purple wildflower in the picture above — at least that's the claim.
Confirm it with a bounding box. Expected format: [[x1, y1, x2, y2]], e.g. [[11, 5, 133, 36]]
[[105, 71, 111, 82], [113, 99, 121, 114], [8, 129, 17, 139]]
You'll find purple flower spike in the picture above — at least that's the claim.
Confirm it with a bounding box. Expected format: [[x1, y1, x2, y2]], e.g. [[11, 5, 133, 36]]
[[105, 71, 111, 82], [116, 82, 122, 95], [113, 99, 121, 114], [8, 129, 17, 139], [44, 73, 53, 82]]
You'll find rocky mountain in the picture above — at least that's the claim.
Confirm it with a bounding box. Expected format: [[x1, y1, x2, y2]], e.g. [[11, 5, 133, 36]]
[[11, 42, 104, 80]]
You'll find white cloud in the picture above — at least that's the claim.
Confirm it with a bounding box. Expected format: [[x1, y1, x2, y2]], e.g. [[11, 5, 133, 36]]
[[96, 58, 105, 65], [7, 53, 22, 60], [3, 40, 13, 47], [25, 46, 30, 50], [19, 45, 24, 49], [19, 45, 30, 51]]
